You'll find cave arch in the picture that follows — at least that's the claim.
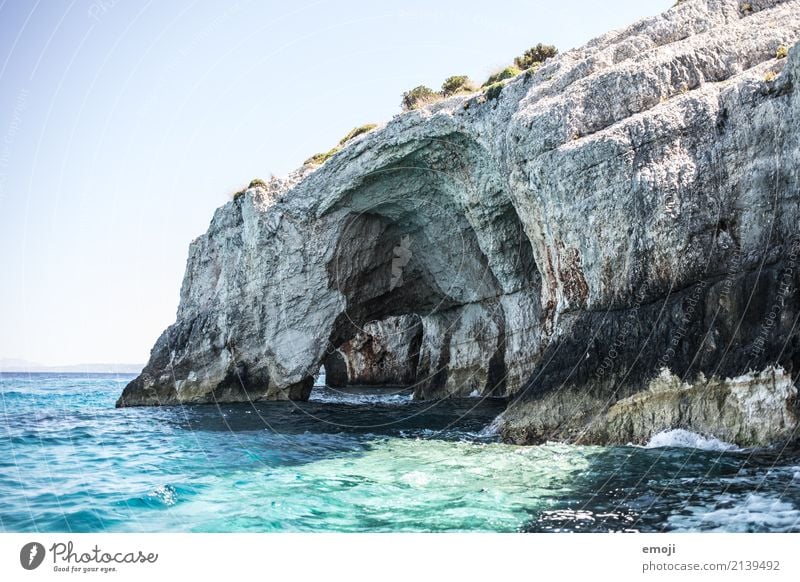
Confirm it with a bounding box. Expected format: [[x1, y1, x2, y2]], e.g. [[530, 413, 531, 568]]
[[314, 133, 543, 399]]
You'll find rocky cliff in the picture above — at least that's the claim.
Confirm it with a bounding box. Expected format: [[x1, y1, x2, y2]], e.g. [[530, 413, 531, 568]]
[[119, 0, 800, 447]]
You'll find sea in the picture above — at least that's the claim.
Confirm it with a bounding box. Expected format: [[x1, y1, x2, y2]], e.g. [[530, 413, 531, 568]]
[[1, 372, 799, 532]]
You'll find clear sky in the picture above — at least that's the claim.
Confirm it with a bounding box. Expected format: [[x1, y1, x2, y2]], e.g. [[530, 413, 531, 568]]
[[0, 0, 672, 366]]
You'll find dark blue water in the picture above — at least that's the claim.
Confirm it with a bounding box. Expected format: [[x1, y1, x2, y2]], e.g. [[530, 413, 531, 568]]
[[2, 373, 799, 532]]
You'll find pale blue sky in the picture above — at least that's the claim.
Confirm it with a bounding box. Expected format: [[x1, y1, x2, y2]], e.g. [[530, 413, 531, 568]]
[[0, 0, 672, 365]]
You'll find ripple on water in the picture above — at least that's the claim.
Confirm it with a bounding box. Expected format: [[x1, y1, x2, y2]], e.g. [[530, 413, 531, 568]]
[[3, 374, 800, 532], [120, 484, 190, 509]]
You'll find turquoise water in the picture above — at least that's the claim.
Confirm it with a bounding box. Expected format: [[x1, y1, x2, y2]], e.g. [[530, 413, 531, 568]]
[[2, 372, 800, 532]]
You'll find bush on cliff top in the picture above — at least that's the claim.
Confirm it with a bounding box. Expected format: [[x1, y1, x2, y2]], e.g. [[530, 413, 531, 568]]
[[304, 147, 339, 166], [401, 85, 441, 110], [441, 75, 476, 96], [400, 42, 556, 110], [401, 77, 478, 111], [232, 178, 270, 200], [338, 124, 378, 146], [514, 43, 558, 70], [484, 83, 504, 101], [304, 124, 379, 166], [482, 66, 522, 87]]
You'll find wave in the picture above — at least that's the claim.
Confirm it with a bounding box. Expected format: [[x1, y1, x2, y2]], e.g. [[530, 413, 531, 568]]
[[478, 414, 503, 437], [118, 484, 192, 510], [643, 429, 740, 452], [668, 494, 800, 532], [308, 386, 413, 405]]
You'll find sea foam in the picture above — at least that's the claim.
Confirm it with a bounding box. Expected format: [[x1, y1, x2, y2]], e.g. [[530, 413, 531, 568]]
[[644, 429, 740, 451]]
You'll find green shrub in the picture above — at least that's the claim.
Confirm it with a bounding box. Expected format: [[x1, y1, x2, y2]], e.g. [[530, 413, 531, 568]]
[[776, 45, 788, 59], [304, 147, 339, 166], [764, 70, 777, 83], [441, 75, 476, 96], [401, 85, 440, 110], [513, 43, 558, 70], [523, 67, 540, 82], [740, 2, 753, 13], [304, 123, 379, 167], [338, 124, 377, 146], [482, 66, 521, 87], [233, 178, 268, 199], [484, 83, 503, 101], [304, 124, 379, 166]]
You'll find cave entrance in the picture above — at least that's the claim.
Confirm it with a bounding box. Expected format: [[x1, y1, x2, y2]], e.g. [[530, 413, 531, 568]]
[[309, 134, 542, 400], [320, 315, 423, 387]]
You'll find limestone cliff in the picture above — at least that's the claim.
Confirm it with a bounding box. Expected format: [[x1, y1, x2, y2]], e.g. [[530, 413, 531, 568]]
[[119, 0, 800, 447]]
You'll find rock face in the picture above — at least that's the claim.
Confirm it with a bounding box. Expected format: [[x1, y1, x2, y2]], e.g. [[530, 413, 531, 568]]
[[119, 0, 800, 447], [335, 315, 422, 386], [501, 366, 798, 446]]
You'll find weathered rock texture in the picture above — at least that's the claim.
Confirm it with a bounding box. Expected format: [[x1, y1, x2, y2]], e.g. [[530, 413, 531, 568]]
[[501, 367, 798, 446], [335, 315, 422, 386], [119, 0, 800, 447]]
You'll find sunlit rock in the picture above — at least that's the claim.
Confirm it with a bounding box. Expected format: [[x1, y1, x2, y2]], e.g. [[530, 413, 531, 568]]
[[118, 0, 800, 447]]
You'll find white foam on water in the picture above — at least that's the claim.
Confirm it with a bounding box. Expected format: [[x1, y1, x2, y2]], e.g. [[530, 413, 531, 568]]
[[151, 485, 177, 506], [400, 471, 430, 487], [478, 414, 503, 437], [308, 386, 413, 405], [643, 429, 740, 452], [668, 494, 800, 532]]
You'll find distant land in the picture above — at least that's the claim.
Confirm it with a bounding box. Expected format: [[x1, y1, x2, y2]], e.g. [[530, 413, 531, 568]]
[[0, 359, 143, 374]]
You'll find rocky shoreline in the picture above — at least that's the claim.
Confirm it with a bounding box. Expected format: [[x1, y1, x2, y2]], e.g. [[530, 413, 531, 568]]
[[119, 0, 800, 447]]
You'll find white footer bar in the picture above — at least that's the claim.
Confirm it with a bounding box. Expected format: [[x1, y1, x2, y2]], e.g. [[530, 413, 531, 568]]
[[1, 533, 797, 581]]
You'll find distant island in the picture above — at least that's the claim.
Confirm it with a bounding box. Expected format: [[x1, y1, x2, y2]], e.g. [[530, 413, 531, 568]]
[[0, 359, 143, 374]]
